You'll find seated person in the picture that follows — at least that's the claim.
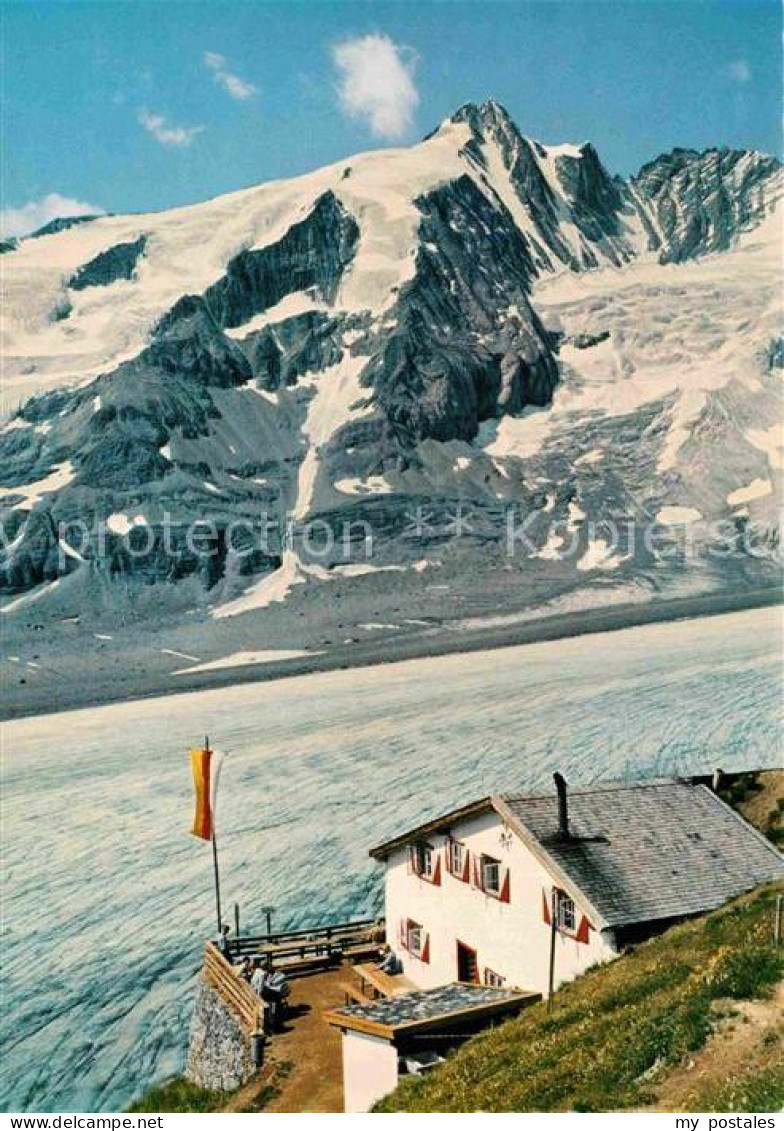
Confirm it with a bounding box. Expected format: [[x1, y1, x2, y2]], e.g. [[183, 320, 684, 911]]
[[377, 945, 402, 975], [250, 959, 266, 996]]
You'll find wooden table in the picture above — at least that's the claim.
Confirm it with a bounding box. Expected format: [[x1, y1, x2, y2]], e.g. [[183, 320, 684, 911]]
[[352, 963, 416, 999]]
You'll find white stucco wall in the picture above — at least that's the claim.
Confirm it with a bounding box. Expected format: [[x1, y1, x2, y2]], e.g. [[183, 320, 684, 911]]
[[384, 809, 617, 995], [341, 1029, 399, 1113]]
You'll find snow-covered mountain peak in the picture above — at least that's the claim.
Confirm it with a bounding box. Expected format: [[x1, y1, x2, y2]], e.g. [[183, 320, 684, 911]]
[[1, 101, 781, 618]]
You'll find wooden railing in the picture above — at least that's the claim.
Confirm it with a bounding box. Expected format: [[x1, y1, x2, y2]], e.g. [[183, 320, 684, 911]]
[[226, 916, 384, 962], [203, 942, 264, 1036]]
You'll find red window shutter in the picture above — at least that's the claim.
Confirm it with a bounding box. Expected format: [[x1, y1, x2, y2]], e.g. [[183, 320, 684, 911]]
[[575, 915, 591, 944], [398, 918, 407, 948], [473, 857, 483, 890], [542, 889, 551, 924], [421, 933, 430, 964], [444, 838, 453, 875], [499, 868, 510, 903], [462, 848, 470, 884], [432, 854, 442, 886]]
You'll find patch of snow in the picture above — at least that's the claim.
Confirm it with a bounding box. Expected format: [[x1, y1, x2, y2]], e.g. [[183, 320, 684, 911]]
[[0, 462, 74, 511], [566, 499, 585, 531], [174, 648, 318, 674], [727, 478, 773, 507], [292, 355, 371, 520], [576, 538, 623, 572], [656, 506, 702, 525], [746, 426, 783, 471], [536, 529, 566, 561], [224, 291, 327, 338], [335, 475, 392, 496], [332, 562, 405, 578], [1, 579, 60, 614], [106, 513, 149, 537], [575, 448, 603, 466], [58, 538, 86, 563], [212, 550, 306, 617]]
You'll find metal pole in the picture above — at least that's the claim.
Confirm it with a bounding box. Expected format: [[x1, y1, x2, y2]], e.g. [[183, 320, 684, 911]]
[[212, 832, 223, 936], [204, 735, 223, 937], [234, 902, 240, 941], [547, 887, 558, 1011], [775, 895, 782, 949]]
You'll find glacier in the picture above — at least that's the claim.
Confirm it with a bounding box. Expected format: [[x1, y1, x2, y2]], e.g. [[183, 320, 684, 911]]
[[2, 606, 782, 1112]]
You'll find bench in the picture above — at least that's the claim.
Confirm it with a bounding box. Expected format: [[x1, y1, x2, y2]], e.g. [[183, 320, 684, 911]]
[[339, 981, 373, 1006]]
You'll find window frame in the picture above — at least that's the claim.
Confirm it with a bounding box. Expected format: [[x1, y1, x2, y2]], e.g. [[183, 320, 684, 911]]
[[406, 919, 424, 958], [483, 967, 505, 988], [411, 841, 435, 879], [448, 838, 466, 878], [481, 853, 502, 897], [557, 892, 576, 933]]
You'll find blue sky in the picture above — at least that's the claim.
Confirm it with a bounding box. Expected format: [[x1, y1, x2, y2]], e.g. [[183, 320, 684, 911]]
[[3, 0, 781, 234]]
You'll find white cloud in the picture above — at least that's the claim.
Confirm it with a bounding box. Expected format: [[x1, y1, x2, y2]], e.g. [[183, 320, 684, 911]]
[[332, 33, 419, 140], [0, 193, 104, 239], [204, 51, 257, 101], [138, 109, 205, 148], [727, 59, 751, 85]]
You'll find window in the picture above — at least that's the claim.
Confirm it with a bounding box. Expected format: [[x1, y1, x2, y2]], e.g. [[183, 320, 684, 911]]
[[411, 842, 434, 878], [457, 940, 479, 983], [406, 920, 424, 957], [481, 854, 501, 896], [449, 839, 466, 877], [484, 968, 505, 988], [557, 893, 576, 932]]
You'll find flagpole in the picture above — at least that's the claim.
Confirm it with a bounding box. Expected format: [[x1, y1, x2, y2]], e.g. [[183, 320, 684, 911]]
[[205, 735, 223, 936], [212, 831, 223, 936]]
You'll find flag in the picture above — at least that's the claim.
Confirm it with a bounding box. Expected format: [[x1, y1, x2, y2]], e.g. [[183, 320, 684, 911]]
[[190, 746, 224, 840]]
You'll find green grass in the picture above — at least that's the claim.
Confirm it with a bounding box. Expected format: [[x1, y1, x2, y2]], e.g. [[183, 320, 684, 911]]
[[128, 1077, 232, 1112], [128, 1060, 292, 1113], [697, 1065, 784, 1113], [376, 884, 784, 1113]]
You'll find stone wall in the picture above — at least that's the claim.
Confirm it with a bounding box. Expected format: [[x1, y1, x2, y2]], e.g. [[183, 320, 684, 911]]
[[186, 979, 256, 1092]]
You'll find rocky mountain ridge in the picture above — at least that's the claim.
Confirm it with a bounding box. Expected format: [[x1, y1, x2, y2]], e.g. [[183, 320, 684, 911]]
[[1, 100, 781, 617]]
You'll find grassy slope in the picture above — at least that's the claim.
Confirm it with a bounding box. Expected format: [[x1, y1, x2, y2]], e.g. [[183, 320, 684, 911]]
[[720, 771, 784, 849], [376, 883, 784, 1112], [128, 1078, 232, 1113]]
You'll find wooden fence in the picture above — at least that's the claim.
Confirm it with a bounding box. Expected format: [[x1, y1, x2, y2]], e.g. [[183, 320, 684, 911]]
[[226, 916, 384, 964], [203, 942, 264, 1036]]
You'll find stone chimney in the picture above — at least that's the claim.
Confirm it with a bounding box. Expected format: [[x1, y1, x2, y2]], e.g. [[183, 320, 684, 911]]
[[553, 772, 570, 840]]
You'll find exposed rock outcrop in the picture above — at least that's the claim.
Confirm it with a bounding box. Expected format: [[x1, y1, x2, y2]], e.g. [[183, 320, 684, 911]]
[[69, 235, 147, 290]]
